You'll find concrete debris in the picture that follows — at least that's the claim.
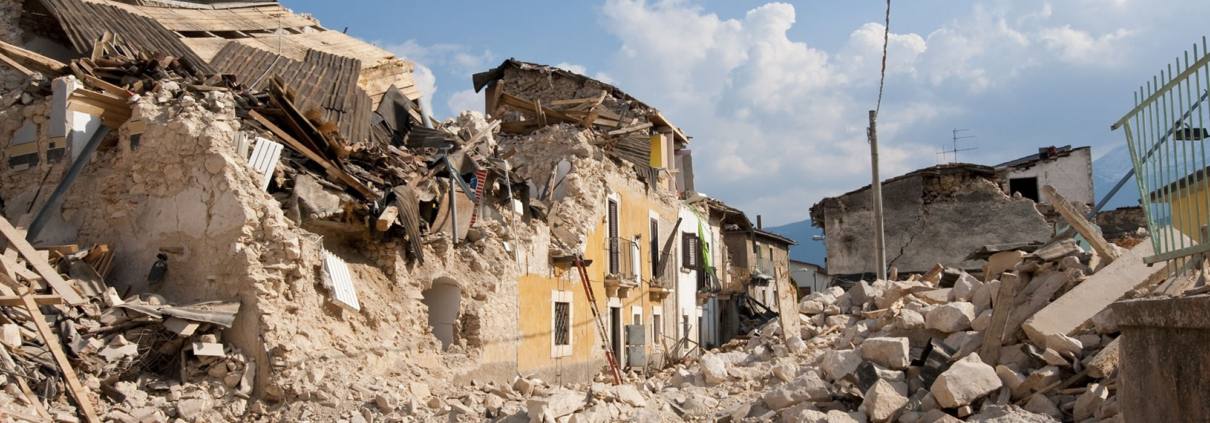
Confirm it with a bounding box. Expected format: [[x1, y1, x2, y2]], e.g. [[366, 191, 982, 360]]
[[931, 354, 1003, 408]]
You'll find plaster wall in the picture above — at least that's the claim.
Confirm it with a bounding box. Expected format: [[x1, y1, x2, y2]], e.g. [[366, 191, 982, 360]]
[[1000, 148, 1094, 205]]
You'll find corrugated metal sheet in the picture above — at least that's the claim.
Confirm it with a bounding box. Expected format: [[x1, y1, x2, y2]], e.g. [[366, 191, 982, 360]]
[[320, 248, 360, 312], [39, 0, 215, 74], [210, 42, 369, 144]]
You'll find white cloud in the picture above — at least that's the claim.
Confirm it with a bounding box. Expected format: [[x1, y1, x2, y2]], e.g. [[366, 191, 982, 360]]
[[554, 62, 589, 75], [1038, 26, 1135, 66], [446, 89, 484, 116]]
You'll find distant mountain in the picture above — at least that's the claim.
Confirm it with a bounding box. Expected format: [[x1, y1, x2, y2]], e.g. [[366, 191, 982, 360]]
[[1091, 144, 1141, 211], [764, 219, 826, 266]]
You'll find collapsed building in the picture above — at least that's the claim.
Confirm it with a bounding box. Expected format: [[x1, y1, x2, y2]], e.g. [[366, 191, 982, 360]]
[[810, 164, 1054, 279], [0, 1, 806, 421]]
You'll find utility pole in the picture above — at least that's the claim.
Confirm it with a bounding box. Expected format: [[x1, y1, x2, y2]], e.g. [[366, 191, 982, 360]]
[[868, 110, 887, 281]]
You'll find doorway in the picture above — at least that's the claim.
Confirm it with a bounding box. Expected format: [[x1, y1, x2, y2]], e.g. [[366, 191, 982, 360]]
[[609, 306, 622, 363]]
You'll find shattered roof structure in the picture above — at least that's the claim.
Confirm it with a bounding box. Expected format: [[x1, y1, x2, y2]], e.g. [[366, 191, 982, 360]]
[[994, 145, 1089, 170], [474, 58, 689, 144]]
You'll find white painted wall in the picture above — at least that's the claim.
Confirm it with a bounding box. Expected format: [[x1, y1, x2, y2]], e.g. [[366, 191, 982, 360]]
[[676, 204, 719, 348], [1002, 148, 1094, 205]]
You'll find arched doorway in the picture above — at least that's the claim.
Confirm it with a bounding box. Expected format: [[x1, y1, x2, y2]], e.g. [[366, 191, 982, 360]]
[[421, 277, 461, 350]]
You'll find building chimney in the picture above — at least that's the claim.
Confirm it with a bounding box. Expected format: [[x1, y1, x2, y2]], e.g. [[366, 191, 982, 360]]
[[757, 215, 762, 230]]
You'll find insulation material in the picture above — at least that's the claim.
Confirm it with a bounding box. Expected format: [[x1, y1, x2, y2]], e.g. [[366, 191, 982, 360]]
[[321, 247, 360, 312], [247, 137, 282, 191]]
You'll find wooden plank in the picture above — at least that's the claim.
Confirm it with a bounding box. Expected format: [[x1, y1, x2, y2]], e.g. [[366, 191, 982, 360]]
[[0, 51, 33, 76], [247, 111, 378, 200], [15, 286, 99, 423], [82, 75, 131, 99], [775, 267, 800, 341], [1042, 185, 1120, 264], [607, 122, 654, 137], [0, 294, 63, 307], [1004, 270, 1076, 342], [978, 271, 1021, 365], [0, 218, 85, 306], [376, 205, 398, 231], [0, 40, 68, 74]]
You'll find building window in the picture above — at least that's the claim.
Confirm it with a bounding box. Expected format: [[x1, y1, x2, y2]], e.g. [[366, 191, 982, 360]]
[[551, 291, 573, 357], [681, 232, 699, 269], [652, 313, 662, 342], [608, 198, 620, 275], [554, 302, 570, 346], [650, 218, 660, 278], [1009, 177, 1040, 202]]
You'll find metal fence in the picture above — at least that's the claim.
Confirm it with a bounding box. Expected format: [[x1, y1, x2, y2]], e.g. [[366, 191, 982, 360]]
[[605, 236, 640, 282], [1112, 36, 1210, 265], [754, 258, 776, 277]]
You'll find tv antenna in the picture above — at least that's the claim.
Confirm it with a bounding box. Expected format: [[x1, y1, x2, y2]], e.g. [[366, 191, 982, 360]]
[[938, 128, 977, 163]]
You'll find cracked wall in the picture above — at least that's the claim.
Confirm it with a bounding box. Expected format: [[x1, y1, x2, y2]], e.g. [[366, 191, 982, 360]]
[[820, 171, 1052, 277]]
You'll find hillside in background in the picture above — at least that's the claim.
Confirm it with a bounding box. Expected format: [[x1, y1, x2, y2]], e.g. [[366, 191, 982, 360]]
[[764, 220, 827, 265]]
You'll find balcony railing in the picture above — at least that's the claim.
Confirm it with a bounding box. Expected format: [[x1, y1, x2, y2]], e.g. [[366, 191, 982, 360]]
[[753, 258, 775, 277], [697, 265, 721, 293], [604, 237, 639, 284], [650, 250, 675, 289]]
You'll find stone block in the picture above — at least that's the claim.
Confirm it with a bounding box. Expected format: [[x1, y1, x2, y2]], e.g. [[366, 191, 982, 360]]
[[860, 337, 910, 370], [929, 353, 1002, 408]]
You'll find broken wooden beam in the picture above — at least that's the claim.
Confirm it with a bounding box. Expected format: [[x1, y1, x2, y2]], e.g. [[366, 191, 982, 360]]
[[376, 205, 399, 231], [14, 286, 100, 423], [0, 218, 86, 306], [0, 51, 33, 77], [0, 294, 63, 307], [1042, 185, 1120, 264], [0, 40, 68, 75], [978, 271, 1021, 365], [607, 122, 654, 137]]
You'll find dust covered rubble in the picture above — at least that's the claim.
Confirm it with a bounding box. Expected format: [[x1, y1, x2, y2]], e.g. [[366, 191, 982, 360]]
[[495, 242, 1141, 423]]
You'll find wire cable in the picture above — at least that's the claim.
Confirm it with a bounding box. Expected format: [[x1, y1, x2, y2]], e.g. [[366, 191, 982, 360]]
[[875, 0, 891, 117]]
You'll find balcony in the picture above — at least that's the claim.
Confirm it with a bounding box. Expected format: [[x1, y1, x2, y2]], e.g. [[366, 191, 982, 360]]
[[649, 250, 675, 301], [603, 237, 639, 297], [753, 258, 776, 278]]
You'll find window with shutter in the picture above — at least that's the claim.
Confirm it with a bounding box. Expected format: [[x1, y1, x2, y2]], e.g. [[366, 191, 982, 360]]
[[650, 218, 659, 277], [608, 199, 619, 275], [681, 232, 698, 269]]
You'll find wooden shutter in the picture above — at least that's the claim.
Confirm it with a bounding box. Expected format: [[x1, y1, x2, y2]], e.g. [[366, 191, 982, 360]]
[[608, 200, 619, 275], [650, 219, 659, 277]]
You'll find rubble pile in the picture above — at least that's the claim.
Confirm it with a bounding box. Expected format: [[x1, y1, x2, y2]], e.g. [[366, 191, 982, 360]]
[[485, 238, 1161, 423]]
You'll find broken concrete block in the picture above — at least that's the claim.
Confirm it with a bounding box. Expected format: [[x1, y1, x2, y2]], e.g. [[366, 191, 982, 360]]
[[985, 250, 1025, 282], [849, 281, 874, 305], [1074, 383, 1109, 421], [862, 379, 908, 422], [860, 337, 910, 370], [926, 302, 976, 333], [614, 384, 646, 408], [971, 279, 998, 312], [950, 273, 982, 302], [1014, 366, 1061, 398], [1077, 334, 1101, 350], [994, 365, 1025, 393], [1086, 337, 1119, 378], [1044, 334, 1083, 357], [163, 317, 200, 337], [514, 377, 535, 397], [787, 335, 807, 354], [700, 353, 729, 385], [1022, 240, 1161, 346], [526, 390, 586, 421], [920, 409, 962, 423], [971, 309, 993, 332], [762, 371, 830, 410], [929, 353, 1002, 408], [102, 287, 124, 307], [1023, 394, 1062, 419], [897, 309, 925, 329], [820, 349, 863, 381], [915, 289, 951, 305], [800, 300, 826, 315], [773, 362, 797, 383], [1040, 348, 1068, 367], [191, 342, 224, 357], [1091, 308, 1118, 335], [0, 324, 21, 349]]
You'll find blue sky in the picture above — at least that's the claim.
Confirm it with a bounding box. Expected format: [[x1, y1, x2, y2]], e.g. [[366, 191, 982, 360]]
[[286, 0, 1210, 226]]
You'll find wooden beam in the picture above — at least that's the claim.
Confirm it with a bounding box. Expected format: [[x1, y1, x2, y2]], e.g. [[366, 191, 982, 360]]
[[1042, 185, 1120, 264], [376, 205, 398, 231], [0, 294, 62, 307], [0, 51, 33, 76], [0, 218, 85, 306], [978, 271, 1021, 366], [83, 75, 131, 99], [607, 122, 653, 137], [248, 111, 379, 200], [0, 345, 51, 422], [13, 285, 99, 423], [0, 40, 68, 74]]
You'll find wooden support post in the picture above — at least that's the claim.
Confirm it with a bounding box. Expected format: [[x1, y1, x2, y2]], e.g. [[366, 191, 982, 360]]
[[979, 272, 1021, 365], [0, 218, 85, 305], [1042, 185, 1120, 264]]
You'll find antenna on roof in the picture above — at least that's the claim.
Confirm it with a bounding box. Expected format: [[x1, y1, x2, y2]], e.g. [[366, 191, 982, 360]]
[[937, 128, 978, 163]]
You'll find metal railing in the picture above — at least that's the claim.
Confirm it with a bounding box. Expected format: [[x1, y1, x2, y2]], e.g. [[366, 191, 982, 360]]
[[604, 236, 640, 283], [1112, 36, 1210, 265], [753, 258, 776, 277], [650, 250, 675, 289], [697, 265, 720, 293]]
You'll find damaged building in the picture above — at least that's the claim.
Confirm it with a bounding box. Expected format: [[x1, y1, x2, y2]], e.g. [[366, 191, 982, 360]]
[[0, 1, 804, 421], [810, 164, 1053, 279]]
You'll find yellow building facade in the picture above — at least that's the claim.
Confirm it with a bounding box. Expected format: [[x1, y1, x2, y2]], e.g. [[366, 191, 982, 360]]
[[516, 178, 680, 384]]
